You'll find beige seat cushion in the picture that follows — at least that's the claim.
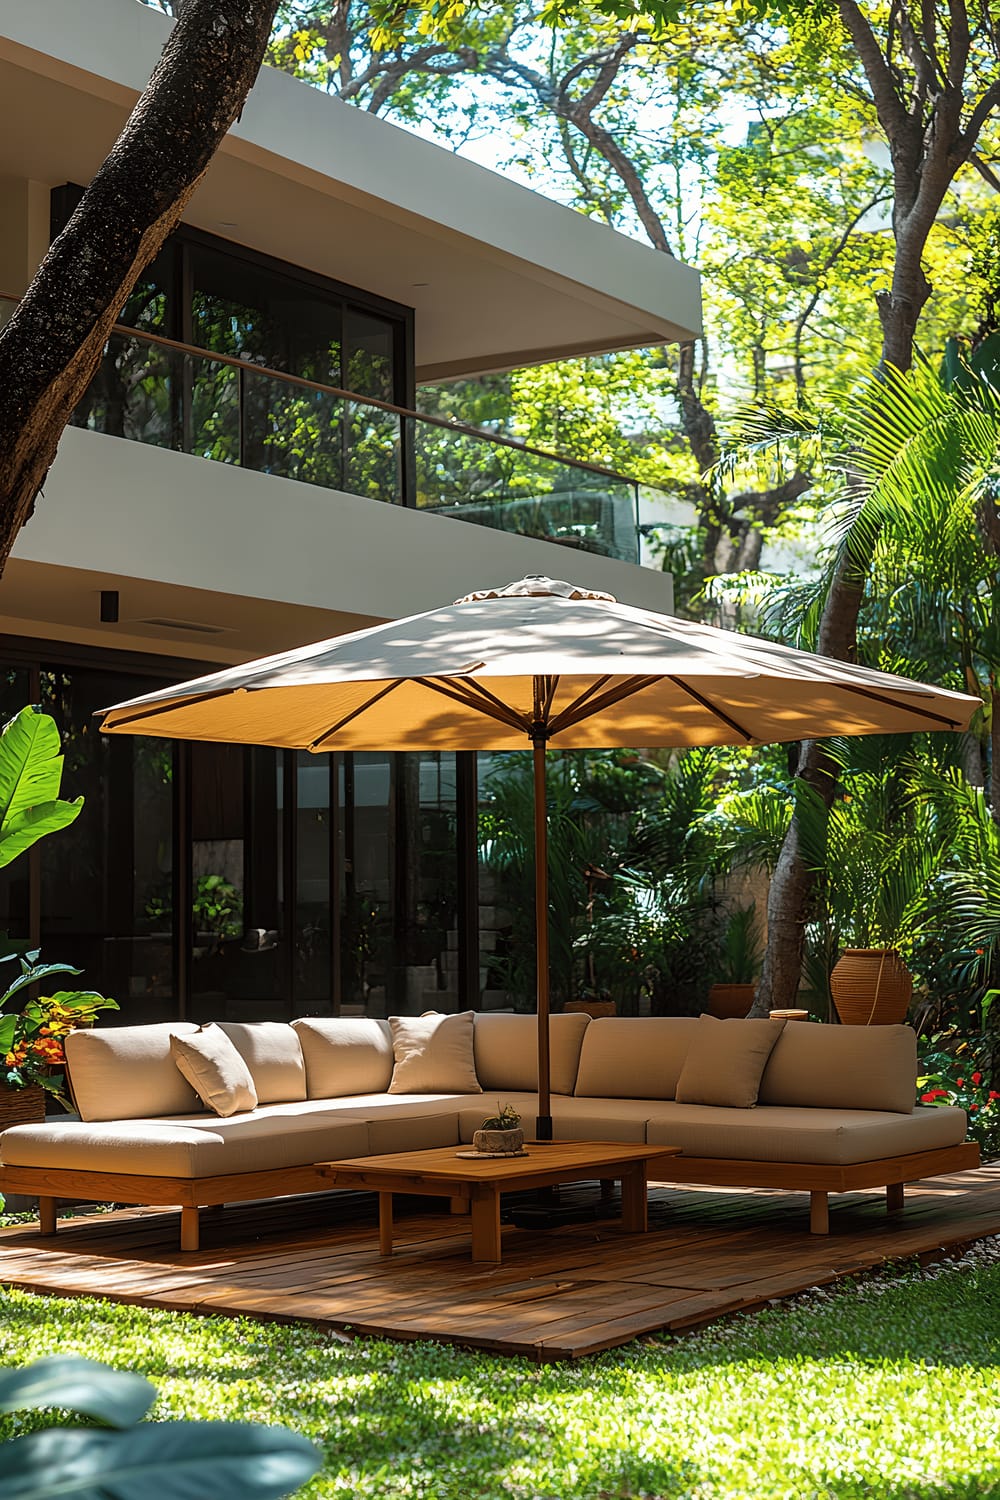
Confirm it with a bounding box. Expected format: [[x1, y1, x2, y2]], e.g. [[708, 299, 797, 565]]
[[458, 1095, 654, 1145], [644, 1101, 967, 1165], [474, 1013, 590, 1097], [65, 1023, 202, 1122], [675, 1015, 786, 1108], [388, 1011, 481, 1094], [574, 1017, 700, 1099], [758, 1021, 917, 1113], [216, 1022, 307, 1103], [0, 1110, 370, 1179], [291, 1017, 393, 1098], [170, 1025, 257, 1117]]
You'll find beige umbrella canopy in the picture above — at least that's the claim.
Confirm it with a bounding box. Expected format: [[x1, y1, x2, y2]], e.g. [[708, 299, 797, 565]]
[[99, 576, 981, 1137]]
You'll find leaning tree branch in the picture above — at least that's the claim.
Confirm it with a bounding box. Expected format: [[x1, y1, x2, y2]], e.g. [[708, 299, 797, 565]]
[[0, 0, 280, 575]]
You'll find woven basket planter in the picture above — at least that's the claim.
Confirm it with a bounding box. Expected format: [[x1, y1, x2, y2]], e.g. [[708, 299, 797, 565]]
[[0, 1084, 46, 1127], [830, 948, 913, 1026], [707, 983, 755, 1020]]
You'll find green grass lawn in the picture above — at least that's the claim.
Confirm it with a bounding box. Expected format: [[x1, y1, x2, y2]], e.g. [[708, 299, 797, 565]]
[[1, 1242, 999, 1500]]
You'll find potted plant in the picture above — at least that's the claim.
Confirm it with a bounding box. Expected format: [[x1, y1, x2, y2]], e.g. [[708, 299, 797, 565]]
[[0, 955, 119, 1119], [0, 707, 119, 1121], [707, 904, 763, 1019], [817, 762, 946, 1025], [472, 1102, 524, 1155]]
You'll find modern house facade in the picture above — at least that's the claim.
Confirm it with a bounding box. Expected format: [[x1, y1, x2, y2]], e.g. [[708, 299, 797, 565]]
[[0, 0, 701, 1026]]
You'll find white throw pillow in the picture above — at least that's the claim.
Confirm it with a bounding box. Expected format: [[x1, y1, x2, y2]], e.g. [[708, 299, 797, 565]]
[[170, 1024, 258, 1117], [388, 1011, 482, 1094]]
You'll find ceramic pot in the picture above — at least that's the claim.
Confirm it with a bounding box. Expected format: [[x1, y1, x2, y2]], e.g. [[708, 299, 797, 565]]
[[707, 983, 755, 1020], [830, 947, 913, 1025], [472, 1127, 524, 1154]]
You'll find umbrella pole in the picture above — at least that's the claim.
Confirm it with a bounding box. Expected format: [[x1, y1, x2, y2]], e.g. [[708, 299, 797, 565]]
[[532, 729, 553, 1141]]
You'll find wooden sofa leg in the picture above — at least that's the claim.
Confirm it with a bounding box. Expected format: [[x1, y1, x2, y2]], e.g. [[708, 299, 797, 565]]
[[180, 1207, 200, 1252], [38, 1197, 57, 1236], [809, 1191, 830, 1235], [886, 1182, 905, 1215]]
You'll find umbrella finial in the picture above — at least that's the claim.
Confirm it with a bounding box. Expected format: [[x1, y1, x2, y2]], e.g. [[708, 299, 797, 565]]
[[454, 576, 617, 605]]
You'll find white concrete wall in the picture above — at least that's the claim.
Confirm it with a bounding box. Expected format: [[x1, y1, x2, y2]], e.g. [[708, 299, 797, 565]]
[[12, 426, 673, 627]]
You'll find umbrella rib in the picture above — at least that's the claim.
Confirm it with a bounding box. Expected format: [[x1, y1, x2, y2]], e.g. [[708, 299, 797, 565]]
[[417, 676, 531, 734], [99, 688, 235, 731], [669, 678, 755, 741], [549, 676, 660, 735], [546, 674, 613, 731], [308, 679, 408, 750], [828, 681, 970, 729]]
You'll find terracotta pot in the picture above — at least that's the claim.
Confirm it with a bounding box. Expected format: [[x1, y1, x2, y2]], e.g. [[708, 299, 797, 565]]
[[707, 983, 755, 1020], [830, 948, 913, 1026], [0, 1084, 46, 1127], [562, 999, 617, 1018]]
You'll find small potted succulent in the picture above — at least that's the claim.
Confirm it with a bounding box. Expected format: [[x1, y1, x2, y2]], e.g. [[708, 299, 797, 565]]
[[472, 1102, 524, 1155]]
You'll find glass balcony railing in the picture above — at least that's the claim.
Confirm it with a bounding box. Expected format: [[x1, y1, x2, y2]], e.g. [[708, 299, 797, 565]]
[[0, 292, 641, 563]]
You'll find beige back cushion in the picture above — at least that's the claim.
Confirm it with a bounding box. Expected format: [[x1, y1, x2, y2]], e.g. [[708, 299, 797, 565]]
[[574, 1016, 701, 1099], [475, 1013, 590, 1097], [65, 1022, 202, 1121], [170, 1025, 258, 1117], [388, 1011, 481, 1094], [216, 1022, 307, 1103], [291, 1018, 394, 1098], [758, 1020, 917, 1113], [675, 1015, 787, 1108]]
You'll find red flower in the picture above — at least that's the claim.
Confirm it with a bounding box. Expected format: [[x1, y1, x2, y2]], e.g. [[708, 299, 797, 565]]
[[990, 1091, 1000, 1103], [972, 1072, 982, 1086], [956, 1078, 964, 1087], [921, 1089, 948, 1102]]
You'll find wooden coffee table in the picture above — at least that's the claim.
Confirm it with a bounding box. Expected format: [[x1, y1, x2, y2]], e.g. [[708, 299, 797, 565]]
[[320, 1140, 678, 1264]]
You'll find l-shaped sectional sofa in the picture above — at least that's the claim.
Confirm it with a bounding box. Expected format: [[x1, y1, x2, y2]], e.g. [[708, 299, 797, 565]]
[[0, 1011, 978, 1251]]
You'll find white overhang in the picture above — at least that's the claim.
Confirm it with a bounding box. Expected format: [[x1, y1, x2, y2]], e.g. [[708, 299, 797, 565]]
[[0, 0, 701, 380]]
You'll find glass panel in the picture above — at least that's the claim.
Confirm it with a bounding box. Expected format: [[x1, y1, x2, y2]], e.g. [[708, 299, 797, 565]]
[[243, 369, 343, 487], [414, 422, 639, 562], [187, 351, 241, 463], [189, 244, 342, 384], [344, 307, 395, 401], [293, 752, 332, 1016], [396, 753, 459, 1016], [338, 753, 392, 1016], [343, 399, 401, 502], [189, 741, 247, 1022], [36, 667, 175, 1024], [116, 243, 176, 336], [72, 338, 184, 449]]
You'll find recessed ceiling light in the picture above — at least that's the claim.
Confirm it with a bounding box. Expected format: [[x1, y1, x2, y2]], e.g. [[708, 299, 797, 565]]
[[139, 617, 229, 635], [219, 221, 238, 229], [412, 281, 429, 287]]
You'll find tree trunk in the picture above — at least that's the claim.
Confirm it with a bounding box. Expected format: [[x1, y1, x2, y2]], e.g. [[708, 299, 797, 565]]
[[0, 0, 279, 576]]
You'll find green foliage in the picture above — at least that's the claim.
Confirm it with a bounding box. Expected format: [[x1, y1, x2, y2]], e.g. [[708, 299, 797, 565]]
[[714, 903, 764, 984], [0, 962, 119, 1102], [3, 1270, 1000, 1498], [918, 1048, 1000, 1160], [0, 708, 82, 869], [479, 1101, 521, 1129], [0, 1354, 319, 1500]]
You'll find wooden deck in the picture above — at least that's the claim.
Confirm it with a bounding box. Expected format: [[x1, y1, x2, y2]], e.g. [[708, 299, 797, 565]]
[[1, 1165, 998, 1361]]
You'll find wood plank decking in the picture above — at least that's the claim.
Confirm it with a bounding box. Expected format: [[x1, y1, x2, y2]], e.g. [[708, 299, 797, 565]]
[[1, 1165, 998, 1361]]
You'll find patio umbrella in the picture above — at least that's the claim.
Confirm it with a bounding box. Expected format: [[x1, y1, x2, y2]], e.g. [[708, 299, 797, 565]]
[[98, 575, 981, 1138]]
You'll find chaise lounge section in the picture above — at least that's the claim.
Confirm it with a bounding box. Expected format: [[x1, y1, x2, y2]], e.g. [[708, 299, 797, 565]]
[[0, 1011, 978, 1250]]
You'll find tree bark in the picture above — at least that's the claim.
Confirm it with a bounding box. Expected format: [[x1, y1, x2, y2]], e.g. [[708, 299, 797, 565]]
[[0, 0, 279, 576]]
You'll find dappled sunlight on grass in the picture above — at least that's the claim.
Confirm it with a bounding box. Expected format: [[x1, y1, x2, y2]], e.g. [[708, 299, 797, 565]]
[[1, 1242, 999, 1497]]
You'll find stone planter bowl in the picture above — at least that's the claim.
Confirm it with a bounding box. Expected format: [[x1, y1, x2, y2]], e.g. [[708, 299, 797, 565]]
[[472, 1127, 525, 1154]]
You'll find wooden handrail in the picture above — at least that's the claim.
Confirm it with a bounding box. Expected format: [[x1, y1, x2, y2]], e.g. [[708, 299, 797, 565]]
[[0, 289, 640, 490]]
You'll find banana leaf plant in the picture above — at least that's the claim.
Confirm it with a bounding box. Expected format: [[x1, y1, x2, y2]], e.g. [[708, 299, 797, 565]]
[[0, 1355, 320, 1500], [0, 951, 119, 1102], [0, 706, 83, 870]]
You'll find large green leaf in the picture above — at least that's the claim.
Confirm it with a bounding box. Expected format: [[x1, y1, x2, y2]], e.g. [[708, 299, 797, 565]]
[[0, 710, 83, 870], [0, 799, 84, 870], [1, 961, 84, 1010], [0, 1421, 321, 1500], [0, 1358, 153, 1428]]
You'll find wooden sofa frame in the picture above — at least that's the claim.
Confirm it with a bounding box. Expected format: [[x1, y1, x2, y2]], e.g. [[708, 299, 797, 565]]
[[0, 1139, 981, 1250]]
